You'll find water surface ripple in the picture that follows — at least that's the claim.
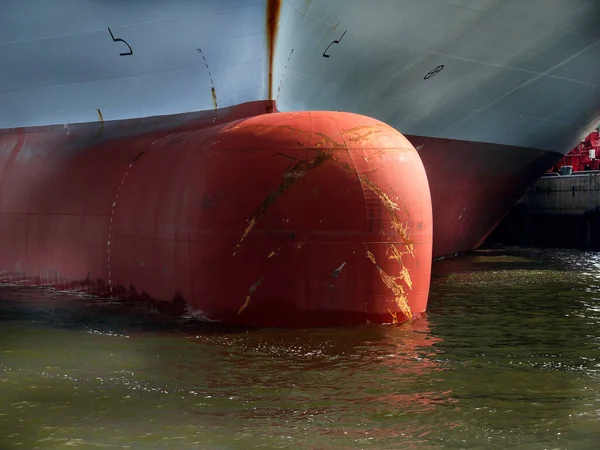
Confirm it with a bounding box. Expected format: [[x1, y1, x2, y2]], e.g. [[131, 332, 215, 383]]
[[1, 248, 599, 449]]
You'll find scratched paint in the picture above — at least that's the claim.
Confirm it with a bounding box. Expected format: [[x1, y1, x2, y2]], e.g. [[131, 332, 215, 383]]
[[360, 174, 414, 253], [237, 277, 264, 315], [233, 150, 331, 256], [366, 250, 413, 321], [0, 107, 432, 327], [331, 261, 346, 279]]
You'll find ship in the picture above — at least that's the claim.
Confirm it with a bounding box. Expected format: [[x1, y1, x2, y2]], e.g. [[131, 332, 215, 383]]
[[0, 0, 599, 326]]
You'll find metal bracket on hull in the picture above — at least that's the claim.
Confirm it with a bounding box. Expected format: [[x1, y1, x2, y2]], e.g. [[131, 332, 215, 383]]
[[108, 27, 133, 56], [323, 30, 347, 58]]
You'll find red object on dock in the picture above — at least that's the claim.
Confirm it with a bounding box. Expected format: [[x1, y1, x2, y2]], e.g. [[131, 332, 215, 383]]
[[549, 128, 600, 173], [0, 101, 432, 327]]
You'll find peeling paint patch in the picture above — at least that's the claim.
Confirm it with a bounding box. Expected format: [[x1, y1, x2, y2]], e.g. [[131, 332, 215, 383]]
[[331, 261, 346, 279], [366, 250, 412, 320], [233, 151, 331, 255], [237, 277, 264, 315]]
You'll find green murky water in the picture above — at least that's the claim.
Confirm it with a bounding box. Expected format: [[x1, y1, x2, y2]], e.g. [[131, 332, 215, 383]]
[[1, 248, 600, 449]]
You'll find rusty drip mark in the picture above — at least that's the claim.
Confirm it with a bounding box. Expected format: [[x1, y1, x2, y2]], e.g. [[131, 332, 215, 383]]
[[331, 261, 346, 279], [266, 0, 282, 100], [360, 175, 414, 254], [233, 151, 331, 255], [237, 277, 264, 315], [96, 108, 104, 138], [211, 87, 218, 110], [197, 48, 218, 122], [276, 48, 294, 102], [366, 250, 412, 320]]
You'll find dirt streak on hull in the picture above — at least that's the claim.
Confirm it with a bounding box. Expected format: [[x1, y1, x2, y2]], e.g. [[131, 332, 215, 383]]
[[0, 102, 432, 327]]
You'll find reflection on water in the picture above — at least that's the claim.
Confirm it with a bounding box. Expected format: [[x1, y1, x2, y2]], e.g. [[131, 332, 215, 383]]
[[1, 248, 600, 449]]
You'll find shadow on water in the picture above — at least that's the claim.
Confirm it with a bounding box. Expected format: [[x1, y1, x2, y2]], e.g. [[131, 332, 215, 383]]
[[1, 247, 600, 448]]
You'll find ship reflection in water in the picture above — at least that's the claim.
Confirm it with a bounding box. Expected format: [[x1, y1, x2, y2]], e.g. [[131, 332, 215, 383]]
[[1, 248, 600, 448]]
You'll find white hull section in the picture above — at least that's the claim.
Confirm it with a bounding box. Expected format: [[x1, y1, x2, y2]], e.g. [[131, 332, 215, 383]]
[[1, 0, 599, 153]]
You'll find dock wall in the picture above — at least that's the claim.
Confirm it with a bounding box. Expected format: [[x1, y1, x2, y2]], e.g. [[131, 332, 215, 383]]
[[486, 172, 600, 249]]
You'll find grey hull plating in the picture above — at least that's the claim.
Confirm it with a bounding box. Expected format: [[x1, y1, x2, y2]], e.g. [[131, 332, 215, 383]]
[[1, 0, 599, 153]]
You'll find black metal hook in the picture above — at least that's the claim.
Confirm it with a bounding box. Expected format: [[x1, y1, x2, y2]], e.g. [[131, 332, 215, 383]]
[[108, 27, 133, 56]]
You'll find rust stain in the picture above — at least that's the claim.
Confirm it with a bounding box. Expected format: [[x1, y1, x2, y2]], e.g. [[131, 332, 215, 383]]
[[366, 250, 412, 320], [266, 0, 282, 100], [211, 87, 218, 109], [388, 309, 398, 324], [360, 175, 413, 253], [313, 132, 345, 148], [276, 48, 294, 102], [233, 151, 331, 255], [386, 244, 413, 291], [344, 128, 387, 144], [237, 277, 264, 315], [96, 108, 104, 138], [268, 245, 283, 258]]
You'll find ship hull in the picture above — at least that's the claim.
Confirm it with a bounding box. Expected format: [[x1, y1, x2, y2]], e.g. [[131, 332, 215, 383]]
[[0, 102, 433, 327], [409, 136, 563, 257]]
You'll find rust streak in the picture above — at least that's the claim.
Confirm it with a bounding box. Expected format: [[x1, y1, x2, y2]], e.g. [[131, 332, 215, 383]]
[[313, 132, 346, 148], [266, 0, 282, 100], [387, 244, 413, 291], [96, 108, 104, 138], [360, 175, 414, 253], [366, 250, 412, 320], [233, 151, 331, 255], [211, 87, 218, 109]]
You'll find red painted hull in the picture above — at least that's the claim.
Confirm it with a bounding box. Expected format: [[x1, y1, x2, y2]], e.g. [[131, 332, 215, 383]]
[[0, 101, 432, 327], [409, 136, 562, 258]]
